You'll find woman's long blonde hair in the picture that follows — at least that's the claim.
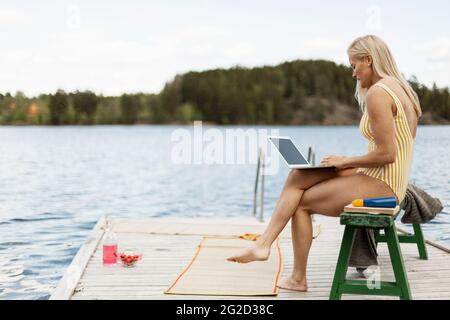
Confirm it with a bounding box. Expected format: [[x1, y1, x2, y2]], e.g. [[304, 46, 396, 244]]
[[347, 35, 422, 117]]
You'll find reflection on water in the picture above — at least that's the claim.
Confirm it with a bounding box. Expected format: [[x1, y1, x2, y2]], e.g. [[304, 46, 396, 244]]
[[0, 125, 449, 299]]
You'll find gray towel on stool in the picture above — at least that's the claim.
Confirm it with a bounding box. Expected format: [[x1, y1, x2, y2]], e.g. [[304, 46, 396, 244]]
[[401, 183, 443, 223], [348, 184, 443, 268], [349, 228, 378, 268]]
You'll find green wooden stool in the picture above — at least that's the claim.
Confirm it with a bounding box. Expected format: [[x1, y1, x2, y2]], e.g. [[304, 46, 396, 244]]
[[329, 201, 428, 300]]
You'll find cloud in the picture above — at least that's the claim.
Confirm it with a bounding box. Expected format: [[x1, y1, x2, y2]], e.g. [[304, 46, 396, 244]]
[[293, 36, 346, 63], [414, 37, 450, 62], [0, 8, 27, 26], [1, 2, 449, 95], [304, 36, 342, 50], [181, 25, 231, 40], [224, 42, 256, 59]]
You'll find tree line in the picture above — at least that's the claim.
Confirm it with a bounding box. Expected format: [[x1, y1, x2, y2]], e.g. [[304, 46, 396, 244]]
[[1, 59, 449, 125]]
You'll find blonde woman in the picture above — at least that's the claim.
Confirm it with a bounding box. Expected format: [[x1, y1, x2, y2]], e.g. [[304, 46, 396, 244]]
[[227, 35, 422, 292]]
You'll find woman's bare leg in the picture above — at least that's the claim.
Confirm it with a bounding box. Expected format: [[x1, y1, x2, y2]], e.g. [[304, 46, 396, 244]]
[[277, 207, 312, 291], [278, 173, 395, 291], [226, 168, 337, 263]]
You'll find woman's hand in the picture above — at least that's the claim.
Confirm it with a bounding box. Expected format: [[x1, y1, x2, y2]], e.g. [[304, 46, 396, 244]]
[[320, 155, 354, 170]]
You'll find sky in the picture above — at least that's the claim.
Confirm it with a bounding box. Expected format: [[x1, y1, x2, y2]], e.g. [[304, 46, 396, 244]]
[[1, 0, 449, 96]]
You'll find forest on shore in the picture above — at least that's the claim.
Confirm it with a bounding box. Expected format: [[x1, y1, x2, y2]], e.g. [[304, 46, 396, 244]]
[[1, 59, 449, 125]]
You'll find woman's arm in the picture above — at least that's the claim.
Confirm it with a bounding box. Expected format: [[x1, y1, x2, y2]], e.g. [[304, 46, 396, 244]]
[[321, 85, 397, 169]]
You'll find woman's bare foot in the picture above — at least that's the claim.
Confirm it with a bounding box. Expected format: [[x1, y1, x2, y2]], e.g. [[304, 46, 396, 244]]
[[276, 276, 308, 292], [226, 243, 270, 263]]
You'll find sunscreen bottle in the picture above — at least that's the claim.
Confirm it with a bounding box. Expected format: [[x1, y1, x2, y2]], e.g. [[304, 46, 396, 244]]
[[352, 196, 397, 208]]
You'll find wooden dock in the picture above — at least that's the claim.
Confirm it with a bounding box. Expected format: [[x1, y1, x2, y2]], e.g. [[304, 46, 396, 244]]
[[50, 215, 450, 300]]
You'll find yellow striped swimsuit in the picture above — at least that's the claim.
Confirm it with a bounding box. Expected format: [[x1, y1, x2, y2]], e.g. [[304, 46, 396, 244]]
[[357, 82, 415, 203]]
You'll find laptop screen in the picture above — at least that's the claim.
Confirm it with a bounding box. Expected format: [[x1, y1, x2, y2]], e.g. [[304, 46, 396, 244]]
[[270, 138, 309, 165]]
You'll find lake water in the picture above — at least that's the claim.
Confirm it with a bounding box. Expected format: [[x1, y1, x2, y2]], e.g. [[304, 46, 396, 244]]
[[0, 125, 449, 300]]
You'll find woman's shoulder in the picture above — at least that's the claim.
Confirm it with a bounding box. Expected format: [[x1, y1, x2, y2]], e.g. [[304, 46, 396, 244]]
[[367, 80, 392, 100], [367, 77, 400, 103], [365, 84, 393, 113], [376, 77, 405, 92]]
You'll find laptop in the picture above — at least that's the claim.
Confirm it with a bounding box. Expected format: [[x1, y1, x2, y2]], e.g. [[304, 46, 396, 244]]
[[268, 136, 335, 169]]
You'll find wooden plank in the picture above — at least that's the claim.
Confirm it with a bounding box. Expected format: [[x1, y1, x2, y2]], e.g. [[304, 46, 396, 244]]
[[344, 204, 399, 215], [60, 216, 450, 300], [110, 217, 321, 240], [50, 216, 107, 300]]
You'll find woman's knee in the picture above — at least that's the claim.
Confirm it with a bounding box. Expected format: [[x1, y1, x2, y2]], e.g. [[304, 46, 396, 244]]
[[285, 168, 337, 191], [286, 169, 314, 190], [285, 169, 303, 188], [293, 198, 313, 217], [287, 169, 303, 181], [297, 188, 322, 214]]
